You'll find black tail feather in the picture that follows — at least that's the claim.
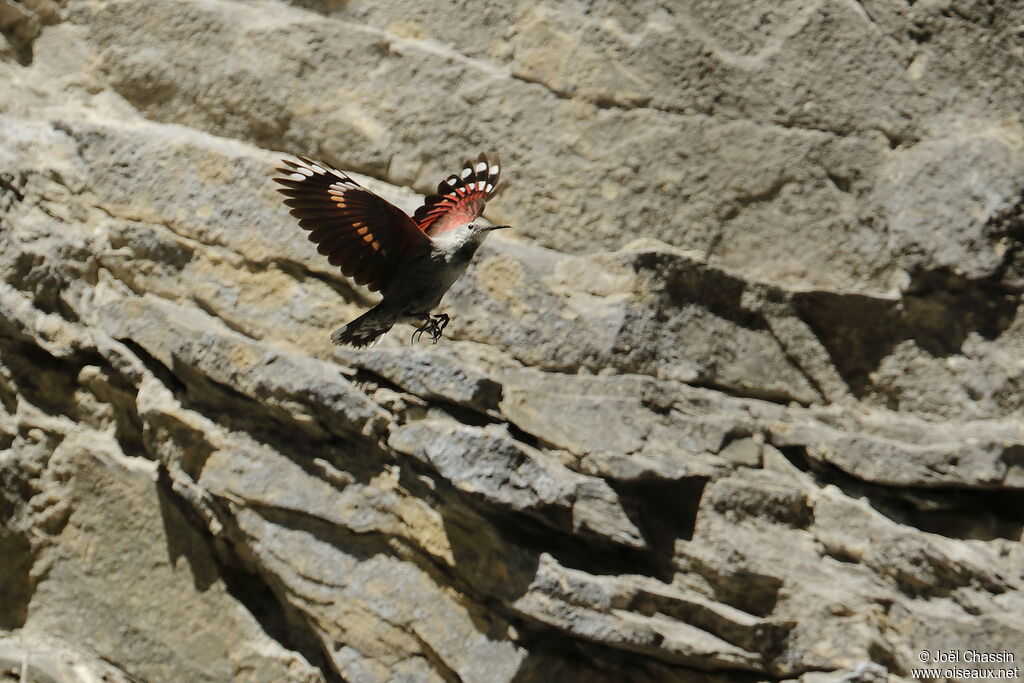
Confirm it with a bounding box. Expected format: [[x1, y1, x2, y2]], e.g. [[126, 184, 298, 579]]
[[331, 309, 392, 347]]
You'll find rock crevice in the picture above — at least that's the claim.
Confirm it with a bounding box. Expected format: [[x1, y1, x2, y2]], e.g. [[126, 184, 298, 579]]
[[3, 1, 1024, 681]]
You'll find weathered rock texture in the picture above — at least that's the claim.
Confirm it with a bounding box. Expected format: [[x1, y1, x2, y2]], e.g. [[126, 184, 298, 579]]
[[2, 1, 1024, 681]]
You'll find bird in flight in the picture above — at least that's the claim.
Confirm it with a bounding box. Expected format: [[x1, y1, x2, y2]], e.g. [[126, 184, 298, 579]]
[[273, 153, 508, 347]]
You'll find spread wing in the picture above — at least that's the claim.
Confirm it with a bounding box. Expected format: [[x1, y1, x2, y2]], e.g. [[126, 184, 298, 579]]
[[273, 156, 430, 292], [413, 153, 501, 237]]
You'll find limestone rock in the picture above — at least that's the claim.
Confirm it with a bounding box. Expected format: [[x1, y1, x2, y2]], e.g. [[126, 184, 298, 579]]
[[2, 1, 1024, 681]]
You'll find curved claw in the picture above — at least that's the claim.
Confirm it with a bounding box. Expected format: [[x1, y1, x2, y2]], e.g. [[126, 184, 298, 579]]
[[410, 313, 450, 345], [412, 315, 435, 345]]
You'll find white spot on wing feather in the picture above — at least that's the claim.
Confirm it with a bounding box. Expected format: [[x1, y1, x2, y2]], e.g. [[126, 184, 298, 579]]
[[289, 172, 307, 181], [475, 162, 487, 172], [460, 168, 472, 179], [490, 165, 499, 175]]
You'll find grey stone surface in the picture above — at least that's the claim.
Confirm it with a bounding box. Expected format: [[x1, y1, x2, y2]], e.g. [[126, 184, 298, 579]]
[[2, 1, 1024, 681]]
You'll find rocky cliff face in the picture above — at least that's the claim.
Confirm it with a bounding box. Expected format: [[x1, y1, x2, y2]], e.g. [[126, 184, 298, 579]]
[[2, 1, 1024, 681]]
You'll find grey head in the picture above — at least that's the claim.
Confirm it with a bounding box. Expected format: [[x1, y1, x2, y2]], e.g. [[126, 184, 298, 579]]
[[433, 223, 511, 258]]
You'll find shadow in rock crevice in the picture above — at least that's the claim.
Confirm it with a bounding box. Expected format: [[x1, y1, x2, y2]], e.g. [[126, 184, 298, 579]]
[[155, 468, 342, 682], [404, 448, 677, 582], [774, 444, 1024, 543], [630, 251, 764, 332], [678, 555, 784, 620], [792, 266, 1020, 398], [509, 627, 761, 683], [0, 529, 33, 630], [608, 476, 708, 583], [434, 485, 763, 682], [794, 193, 1024, 399], [121, 333, 393, 489], [237, 489, 519, 679]]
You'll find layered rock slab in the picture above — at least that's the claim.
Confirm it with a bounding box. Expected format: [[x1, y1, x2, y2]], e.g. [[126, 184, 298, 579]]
[[2, 1, 1024, 682]]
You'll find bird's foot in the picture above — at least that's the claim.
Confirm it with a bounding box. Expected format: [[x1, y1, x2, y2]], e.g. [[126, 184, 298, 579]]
[[411, 321, 429, 344], [432, 313, 450, 340], [411, 313, 450, 345]]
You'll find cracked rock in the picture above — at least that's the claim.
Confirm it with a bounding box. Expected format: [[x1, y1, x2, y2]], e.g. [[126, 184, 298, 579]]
[[2, 1, 1024, 681]]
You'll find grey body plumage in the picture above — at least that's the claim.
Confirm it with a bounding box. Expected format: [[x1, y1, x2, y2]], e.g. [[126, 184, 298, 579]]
[[273, 153, 507, 347], [331, 224, 505, 347]]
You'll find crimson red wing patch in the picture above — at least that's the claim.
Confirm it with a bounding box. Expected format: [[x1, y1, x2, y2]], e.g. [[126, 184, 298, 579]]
[[273, 156, 429, 292], [413, 152, 501, 237]]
